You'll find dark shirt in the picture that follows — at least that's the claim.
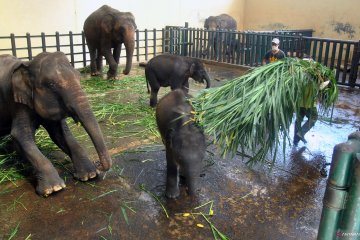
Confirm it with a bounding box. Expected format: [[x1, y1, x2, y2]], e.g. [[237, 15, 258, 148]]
[[263, 50, 286, 64]]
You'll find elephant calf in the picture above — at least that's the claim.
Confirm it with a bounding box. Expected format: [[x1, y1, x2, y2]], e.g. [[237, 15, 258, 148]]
[[145, 54, 211, 107], [156, 89, 206, 198]]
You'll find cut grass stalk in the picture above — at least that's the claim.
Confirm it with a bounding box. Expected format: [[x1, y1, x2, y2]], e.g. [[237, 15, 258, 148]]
[[139, 183, 169, 218], [191, 58, 338, 165], [200, 213, 230, 240], [7, 222, 20, 240], [90, 189, 118, 201]]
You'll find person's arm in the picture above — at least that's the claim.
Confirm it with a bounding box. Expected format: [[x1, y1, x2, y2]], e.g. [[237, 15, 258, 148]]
[[262, 51, 269, 65]]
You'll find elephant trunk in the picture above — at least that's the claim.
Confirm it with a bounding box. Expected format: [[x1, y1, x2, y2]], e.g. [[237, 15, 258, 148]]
[[123, 28, 135, 75], [204, 72, 211, 88], [70, 91, 112, 171]]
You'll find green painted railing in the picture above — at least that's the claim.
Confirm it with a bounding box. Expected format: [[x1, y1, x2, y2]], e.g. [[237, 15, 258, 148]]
[[318, 131, 360, 240]]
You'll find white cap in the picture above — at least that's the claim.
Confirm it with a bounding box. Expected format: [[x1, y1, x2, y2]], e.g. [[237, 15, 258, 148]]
[[272, 38, 280, 45]]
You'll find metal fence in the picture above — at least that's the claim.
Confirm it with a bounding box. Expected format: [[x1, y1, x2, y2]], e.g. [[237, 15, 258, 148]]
[[0, 29, 165, 69], [167, 27, 360, 88], [0, 26, 359, 88]]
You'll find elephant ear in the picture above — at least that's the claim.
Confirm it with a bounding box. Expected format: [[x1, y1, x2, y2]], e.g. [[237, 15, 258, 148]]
[[12, 64, 34, 109]]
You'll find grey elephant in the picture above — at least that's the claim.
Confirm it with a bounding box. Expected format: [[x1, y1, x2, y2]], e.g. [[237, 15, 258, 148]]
[[203, 14, 237, 58], [0, 52, 112, 196], [156, 89, 206, 198], [145, 54, 211, 107], [83, 5, 137, 79]]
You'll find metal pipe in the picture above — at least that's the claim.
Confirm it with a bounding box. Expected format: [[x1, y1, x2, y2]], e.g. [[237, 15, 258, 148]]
[[339, 132, 360, 235], [317, 131, 360, 240]]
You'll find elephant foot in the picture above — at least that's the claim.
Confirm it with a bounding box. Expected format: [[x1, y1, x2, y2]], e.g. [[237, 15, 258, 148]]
[[36, 170, 66, 197], [73, 160, 100, 181], [166, 186, 180, 199], [107, 76, 119, 81], [91, 71, 101, 76], [150, 99, 157, 107]]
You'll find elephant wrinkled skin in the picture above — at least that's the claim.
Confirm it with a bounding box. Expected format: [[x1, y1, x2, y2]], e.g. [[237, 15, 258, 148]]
[[0, 52, 112, 196], [145, 54, 211, 107], [156, 89, 206, 198], [84, 5, 137, 79]]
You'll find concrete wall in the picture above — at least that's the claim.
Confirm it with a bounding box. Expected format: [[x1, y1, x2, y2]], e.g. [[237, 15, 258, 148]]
[[243, 0, 360, 40], [0, 0, 240, 35], [0, 0, 358, 39]]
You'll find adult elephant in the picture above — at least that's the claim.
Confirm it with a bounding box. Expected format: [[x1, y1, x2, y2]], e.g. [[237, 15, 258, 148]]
[[0, 52, 112, 196], [145, 54, 211, 107], [203, 14, 237, 58], [84, 5, 137, 79]]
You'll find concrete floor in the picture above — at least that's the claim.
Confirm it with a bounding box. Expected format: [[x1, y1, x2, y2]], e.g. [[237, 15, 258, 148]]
[[0, 63, 359, 240]]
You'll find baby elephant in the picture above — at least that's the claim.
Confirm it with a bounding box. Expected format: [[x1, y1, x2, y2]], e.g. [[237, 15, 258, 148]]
[[156, 89, 206, 198], [145, 54, 211, 107]]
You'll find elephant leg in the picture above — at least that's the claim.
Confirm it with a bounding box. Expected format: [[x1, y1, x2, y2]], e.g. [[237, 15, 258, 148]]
[[42, 120, 98, 181], [11, 113, 65, 196], [88, 45, 100, 76], [103, 49, 118, 80], [96, 54, 103, 74], [150, 86, 159, 107], [165, 148, 180, 199], [113, 44, 122, 64]]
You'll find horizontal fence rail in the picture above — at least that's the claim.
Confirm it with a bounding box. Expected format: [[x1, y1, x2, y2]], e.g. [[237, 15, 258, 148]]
[[0, 27, 359, 88], [166, 27, 360, 88]]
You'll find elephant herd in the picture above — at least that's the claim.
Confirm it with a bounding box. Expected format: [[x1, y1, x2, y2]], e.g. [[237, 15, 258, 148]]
[[0, 5, 237, 198]]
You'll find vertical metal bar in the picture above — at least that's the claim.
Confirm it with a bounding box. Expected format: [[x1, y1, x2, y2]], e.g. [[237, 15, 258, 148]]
[[161, 28, 165, 54], [323, 41, 330, 66], [312, 40, 318, 60], [335, 43, 344, 81], [255, 34, 261, 66], [41, 32, 46, 52], [26, 33, 32, 60], [191, 28, 195, 57], [330, 42, 337, 69], [318, 40, 323, 62], [239, 32, 244, 65], [144, 29, 148, 61], [341, 43, 351, 84], [10, 33, 17, 57], [183, 22, 188, 56], [136, 29, 140, 62], [153, 28, 156, 57], [81, 31, 87, 67], [69, 31, 74, 67], [55, 31, 60, 51], [349, 41, 360, 87], [249, 33, 255, 67], [188, 28, 192, 57], [195, 29, 201, 58], [169, 29, 173, 54], [235, 32, 240, 65], [181, 27, 185, 56]]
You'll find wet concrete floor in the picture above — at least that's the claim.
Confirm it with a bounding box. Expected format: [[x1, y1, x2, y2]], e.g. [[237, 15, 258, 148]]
[[0, 62, 359, 240]]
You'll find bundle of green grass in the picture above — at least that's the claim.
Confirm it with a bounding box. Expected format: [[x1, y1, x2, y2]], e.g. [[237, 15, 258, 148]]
[[190, 57, 338, 164]]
